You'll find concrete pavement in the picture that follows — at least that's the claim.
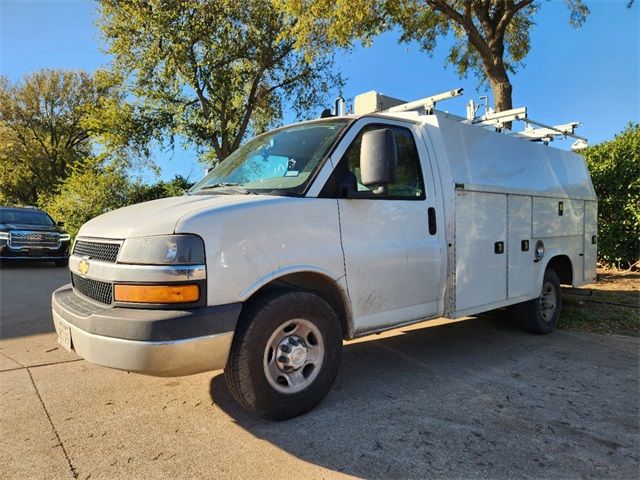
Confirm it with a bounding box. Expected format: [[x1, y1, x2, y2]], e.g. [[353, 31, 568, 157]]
[[1, 263, 638, 479]]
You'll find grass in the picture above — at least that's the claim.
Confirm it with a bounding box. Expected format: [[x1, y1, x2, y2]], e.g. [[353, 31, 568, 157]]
[[559, 269, 640, 337]]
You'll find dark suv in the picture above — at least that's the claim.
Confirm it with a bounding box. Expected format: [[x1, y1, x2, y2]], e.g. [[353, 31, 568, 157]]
[[0, 207, 71, 266]]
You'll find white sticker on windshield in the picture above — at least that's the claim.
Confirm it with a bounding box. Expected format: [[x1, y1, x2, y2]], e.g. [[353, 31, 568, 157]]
[[284, 170, 300, 177]]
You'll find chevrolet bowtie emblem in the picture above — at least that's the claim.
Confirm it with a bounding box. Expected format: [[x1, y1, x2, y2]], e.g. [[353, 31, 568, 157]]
[[78, 258, 90, 276]]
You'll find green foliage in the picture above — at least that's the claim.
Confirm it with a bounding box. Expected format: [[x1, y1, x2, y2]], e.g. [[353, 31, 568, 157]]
[[279, 0, 589, 110], [0, 69, 149, 206], [97, 0, 342, 164], [39, 160, 192, 237], [583, 124, 640, 269], [127, 176, 193, 204], [39, 161, 130, 238]]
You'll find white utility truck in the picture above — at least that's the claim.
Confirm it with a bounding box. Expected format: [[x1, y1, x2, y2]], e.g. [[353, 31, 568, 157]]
[[52, 89, 597, 420]]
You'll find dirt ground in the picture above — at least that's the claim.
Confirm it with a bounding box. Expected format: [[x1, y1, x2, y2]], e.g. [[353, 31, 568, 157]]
[[560, 268, 640, 337]]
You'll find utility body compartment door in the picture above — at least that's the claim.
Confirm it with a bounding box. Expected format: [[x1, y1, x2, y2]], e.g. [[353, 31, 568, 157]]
[[507, 195, 533, 299], [454, 191, 508, 312], [583, 201, 597, 282]]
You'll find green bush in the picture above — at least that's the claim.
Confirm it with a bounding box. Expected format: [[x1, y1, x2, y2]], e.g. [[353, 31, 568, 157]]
[[583, 123, 639, 269], [126, 176, 193, 204], [39, 162, 130, 238]]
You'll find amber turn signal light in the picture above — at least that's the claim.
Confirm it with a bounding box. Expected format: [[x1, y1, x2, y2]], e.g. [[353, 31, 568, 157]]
[[114, 284, 200, 304]]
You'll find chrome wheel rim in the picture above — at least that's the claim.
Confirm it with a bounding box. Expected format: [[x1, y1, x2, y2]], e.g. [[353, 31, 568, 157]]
[[263, 318, 324, 394], [540, 281, 557, 322]]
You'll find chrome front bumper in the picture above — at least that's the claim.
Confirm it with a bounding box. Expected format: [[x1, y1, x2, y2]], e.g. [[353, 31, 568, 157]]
[[52, 285, 241, 377]]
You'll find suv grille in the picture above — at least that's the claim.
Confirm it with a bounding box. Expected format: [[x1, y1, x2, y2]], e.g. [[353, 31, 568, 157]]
[[71, 273, 113, 305], [73, 240, 120, 263], [9, 231, 60, 249]]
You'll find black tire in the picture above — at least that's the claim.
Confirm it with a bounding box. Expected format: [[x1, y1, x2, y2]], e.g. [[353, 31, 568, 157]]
[[516, 269, 562, 334], [224, 290, 342, 420], [54, 258, 69, 267]]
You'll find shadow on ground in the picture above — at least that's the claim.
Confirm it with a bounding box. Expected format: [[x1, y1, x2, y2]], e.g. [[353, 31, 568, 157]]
[[210, 316, 639, 479]]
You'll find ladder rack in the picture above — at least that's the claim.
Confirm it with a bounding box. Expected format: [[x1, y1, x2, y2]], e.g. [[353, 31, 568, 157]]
[[464, 100, 587, 148], [352, 87, 588, 149], [386, 88, 463, 114]]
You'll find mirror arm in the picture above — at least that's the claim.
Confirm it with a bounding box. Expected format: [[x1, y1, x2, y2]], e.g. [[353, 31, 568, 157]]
[[371, 184, 387, 195]]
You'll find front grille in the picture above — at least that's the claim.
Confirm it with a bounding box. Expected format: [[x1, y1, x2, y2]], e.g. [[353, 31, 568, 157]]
[[73, 240, 120, 263], [9, 231, 60, 249], [71, 273, 113, 305]]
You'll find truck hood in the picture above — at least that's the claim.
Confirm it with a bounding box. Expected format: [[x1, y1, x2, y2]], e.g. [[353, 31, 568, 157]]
[[77, 194, 278, 239]]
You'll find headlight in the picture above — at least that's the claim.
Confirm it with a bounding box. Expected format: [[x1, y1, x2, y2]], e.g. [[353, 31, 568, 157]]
[[0, 232, 8, 240], [118, 234, 205, 265], [60, 234, 71, 241], [534, 240, 545, 262]]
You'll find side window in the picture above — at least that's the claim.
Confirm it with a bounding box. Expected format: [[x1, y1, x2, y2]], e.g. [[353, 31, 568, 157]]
[[341, 125, 425, 199]]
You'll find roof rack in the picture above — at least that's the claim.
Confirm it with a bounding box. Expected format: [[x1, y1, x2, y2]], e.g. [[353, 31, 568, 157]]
[[386, 88, 463, 115], [354, 88, 463, 115], [352, 88, 588, 148], [464, 99, 587, 148]]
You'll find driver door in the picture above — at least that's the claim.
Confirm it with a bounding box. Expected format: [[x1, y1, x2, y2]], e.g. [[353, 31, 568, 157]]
[[326, 119, 444, 334]]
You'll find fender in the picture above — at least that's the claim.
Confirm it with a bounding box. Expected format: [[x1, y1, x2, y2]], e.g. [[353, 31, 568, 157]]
[[239, 264, 347, 302], [535, 249, 574, 291]]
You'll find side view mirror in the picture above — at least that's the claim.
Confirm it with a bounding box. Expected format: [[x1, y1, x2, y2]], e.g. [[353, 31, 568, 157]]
[[360, 128, 397, 195], [57, 221, 65, 227]]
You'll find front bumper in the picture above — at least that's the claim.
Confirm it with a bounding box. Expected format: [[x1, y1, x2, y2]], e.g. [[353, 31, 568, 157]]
[[1, 241, 70, 260], [52, 284, 241, 376]]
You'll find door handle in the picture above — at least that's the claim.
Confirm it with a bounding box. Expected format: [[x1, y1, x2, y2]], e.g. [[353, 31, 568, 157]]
[[428, 207, 437, 235]]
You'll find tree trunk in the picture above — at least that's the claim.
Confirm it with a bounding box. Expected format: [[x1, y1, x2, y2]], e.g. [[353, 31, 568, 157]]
[[485, 63, 514, 129], [487, 71, 513, 113]]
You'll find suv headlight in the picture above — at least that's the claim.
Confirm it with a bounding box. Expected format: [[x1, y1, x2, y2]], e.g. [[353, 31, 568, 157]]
[[60, 234, 71, 241], [118, 234, 205, 265], [0, 232, 8, 240]]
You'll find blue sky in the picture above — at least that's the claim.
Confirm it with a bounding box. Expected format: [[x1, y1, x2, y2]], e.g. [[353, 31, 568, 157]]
[[1, 0, 638, 183]]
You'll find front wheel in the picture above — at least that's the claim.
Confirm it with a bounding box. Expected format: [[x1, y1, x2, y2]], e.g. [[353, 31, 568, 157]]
[[224, 290, 343, 420], [516, 269, 563, 334]]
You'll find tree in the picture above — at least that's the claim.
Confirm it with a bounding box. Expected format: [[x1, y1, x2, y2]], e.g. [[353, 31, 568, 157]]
[[127, 175, 194, 204], [0, 69, 143, 205], [279, 0, 590, 112], [39, 160, 130, 238], [582, 124, 639, 270], [97, 0, 342, 164]]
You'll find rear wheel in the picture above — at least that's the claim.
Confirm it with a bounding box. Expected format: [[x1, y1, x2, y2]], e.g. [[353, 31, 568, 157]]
[[516, 269, 562, 334], [224, 290, 342, 420]]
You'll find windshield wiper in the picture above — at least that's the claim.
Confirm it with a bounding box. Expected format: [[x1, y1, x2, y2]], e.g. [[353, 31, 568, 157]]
[[197, 183, 254, 195]]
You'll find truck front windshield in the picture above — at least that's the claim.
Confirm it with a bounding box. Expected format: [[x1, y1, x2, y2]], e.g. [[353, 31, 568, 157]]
[[190, 119, 350, 196]]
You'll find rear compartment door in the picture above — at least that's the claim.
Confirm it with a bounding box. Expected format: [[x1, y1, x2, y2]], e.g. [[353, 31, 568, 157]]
[[583, 201, 597, 282], [454, 191, 507, 312]]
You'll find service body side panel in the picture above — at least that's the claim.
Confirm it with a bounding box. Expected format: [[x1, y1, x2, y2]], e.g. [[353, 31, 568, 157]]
[[423, 112, 597, 311]]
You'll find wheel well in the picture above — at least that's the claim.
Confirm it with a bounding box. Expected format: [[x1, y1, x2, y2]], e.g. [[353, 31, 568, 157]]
[[546, 255, 573, 285], [245, 272, 351, 339]]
